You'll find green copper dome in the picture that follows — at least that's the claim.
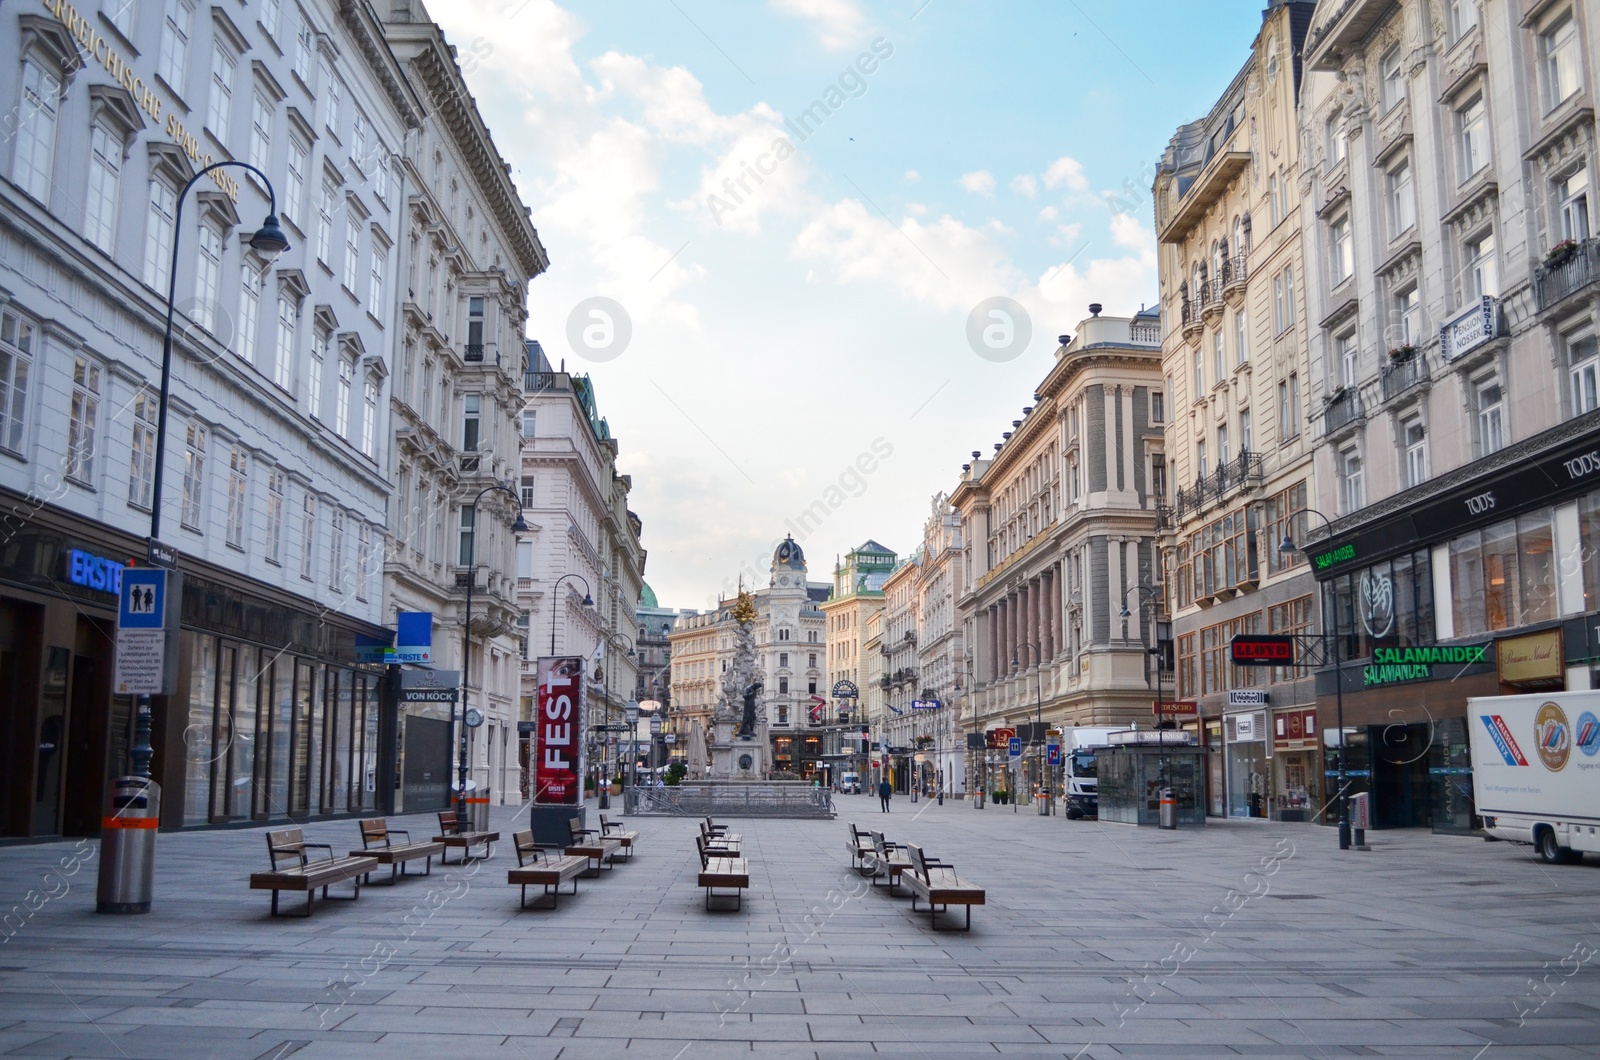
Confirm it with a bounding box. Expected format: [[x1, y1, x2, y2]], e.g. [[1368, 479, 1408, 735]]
[[639, 582, 658, 609]]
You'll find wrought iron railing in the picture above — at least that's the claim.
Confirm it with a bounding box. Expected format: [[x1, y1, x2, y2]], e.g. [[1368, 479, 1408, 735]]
[[625, 782, 834, 817], [1168, 451, 1264, 523], [464, 343, 485, 362], [1324, 387, 1362, 434], [1380, 354, 1427, 402], [1535, 239, 1600, 312], [1220, 251, 1248, 289]]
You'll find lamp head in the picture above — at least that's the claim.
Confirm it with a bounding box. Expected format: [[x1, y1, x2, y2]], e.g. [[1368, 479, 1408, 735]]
[[1010, 656, 1019, 670], [248, 214, 291, 258], [1278, 534, 1296, 555], [511, 511, 528, 533], [1118, 605, 1131, 618], [581, 593, 594, 606]]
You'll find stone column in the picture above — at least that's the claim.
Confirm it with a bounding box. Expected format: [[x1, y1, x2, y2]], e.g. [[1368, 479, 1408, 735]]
[[987, 605, 998, 681]]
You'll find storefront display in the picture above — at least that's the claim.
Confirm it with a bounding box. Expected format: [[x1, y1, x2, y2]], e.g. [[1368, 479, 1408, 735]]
[[1271, 707, 1320, 821], [1225, 710, 1267, 817]]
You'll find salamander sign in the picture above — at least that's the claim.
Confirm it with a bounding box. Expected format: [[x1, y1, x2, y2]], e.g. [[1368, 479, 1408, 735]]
[[1363, 644, 1488, 687], [534, 656, 585, 805]]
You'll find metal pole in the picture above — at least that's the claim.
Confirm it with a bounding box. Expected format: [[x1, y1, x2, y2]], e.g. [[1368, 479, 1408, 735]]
[[1332, 569, 1351, 850], [459, 531, 472, 825]]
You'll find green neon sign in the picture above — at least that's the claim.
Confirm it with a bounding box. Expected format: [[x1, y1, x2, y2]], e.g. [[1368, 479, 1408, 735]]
[[1312, 543, 1356, 570], [1362, 645, 1488, 687]]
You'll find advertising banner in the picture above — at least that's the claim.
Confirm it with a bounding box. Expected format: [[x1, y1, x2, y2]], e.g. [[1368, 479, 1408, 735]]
[[534, 656, 585, 805]]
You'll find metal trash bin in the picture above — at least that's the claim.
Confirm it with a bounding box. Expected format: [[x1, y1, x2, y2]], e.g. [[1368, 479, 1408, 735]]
[[97, 776, 160, 914], [1158, 788, 1177, 830], [451, 779, 489, 832]]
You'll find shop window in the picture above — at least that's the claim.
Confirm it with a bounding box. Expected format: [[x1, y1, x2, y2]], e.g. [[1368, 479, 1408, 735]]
[[1448, 511, 1557, 635], [1322, 548, 1435, 662], [1576, 489, 1600, 610]]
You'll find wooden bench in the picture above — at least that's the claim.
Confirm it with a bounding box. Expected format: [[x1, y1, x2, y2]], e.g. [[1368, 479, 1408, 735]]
[[698, 855, 750, 911], [249, 828, 379, 918], [901, 844, 985, 931], [695, 832, 740, 866], [867, 830, 913, 893], [599, 814, 640, 861], [507, 830, 591, 910], [432, 810, 499, 864], [701, 819, 742, 847], [350, 818, 445, 884], [565, 817, 623, 876], [844, 822, 876, 874]]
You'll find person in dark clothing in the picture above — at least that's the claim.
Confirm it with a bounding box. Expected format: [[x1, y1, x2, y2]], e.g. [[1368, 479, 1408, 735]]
[[878, 778, 892, 812]]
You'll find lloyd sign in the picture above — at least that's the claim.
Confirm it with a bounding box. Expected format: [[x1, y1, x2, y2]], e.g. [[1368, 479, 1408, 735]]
[[534, 657, 585, 805]]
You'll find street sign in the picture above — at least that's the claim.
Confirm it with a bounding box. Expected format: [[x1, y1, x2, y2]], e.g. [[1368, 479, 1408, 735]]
[[115, 569, 173, 695], [1157, 700, 1200, 716], [911, 698, 941, 710], [664, 733, 677, 744], [1008, 736, 1022, 757], [400, 669, 459, 703], [1228, 689, 1269, 706], [146, 539, 178, 569], [1047, 743, 1061, 766], [1229, 634, 1295, 665]]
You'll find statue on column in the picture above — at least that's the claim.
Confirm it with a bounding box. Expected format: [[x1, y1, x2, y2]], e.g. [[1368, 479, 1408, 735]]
[[737, 681, 763, 737]]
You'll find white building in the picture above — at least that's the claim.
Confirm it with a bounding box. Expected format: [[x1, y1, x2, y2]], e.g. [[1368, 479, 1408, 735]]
[[0, 0, 415, 834], [380, 0, 549, 809]]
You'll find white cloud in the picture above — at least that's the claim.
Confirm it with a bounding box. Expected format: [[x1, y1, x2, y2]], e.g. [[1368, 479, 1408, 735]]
[[1039, 205, 1059, 221], [1010, 174, 1038, 197], [1042, 155, 1089, 192], [903, 169, 921, 182], [1109, 211, 1156, 255], [769, 0, 868, 51], [960, 170, 996, 195]]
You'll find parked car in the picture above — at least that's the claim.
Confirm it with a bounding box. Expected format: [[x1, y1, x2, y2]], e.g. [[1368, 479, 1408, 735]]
[[839, 772, 861, 794]]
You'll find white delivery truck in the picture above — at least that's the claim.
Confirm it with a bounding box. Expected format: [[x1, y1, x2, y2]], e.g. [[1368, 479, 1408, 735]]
[[1062, 727, 1121, 819], [1468, 690, 1600, 864]]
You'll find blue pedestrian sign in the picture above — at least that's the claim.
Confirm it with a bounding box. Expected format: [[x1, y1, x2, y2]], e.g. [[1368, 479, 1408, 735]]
[[1008, 736, 1022, 757], [119, 570, 166, 629], [1047, 743, 1061, 766]]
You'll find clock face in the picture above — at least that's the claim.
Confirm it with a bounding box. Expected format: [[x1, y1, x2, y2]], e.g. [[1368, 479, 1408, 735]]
[[465, 708, 485, 728]]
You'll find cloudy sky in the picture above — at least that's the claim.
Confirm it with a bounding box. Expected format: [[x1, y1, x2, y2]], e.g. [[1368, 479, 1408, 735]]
[[432, 0, 1264, 610]]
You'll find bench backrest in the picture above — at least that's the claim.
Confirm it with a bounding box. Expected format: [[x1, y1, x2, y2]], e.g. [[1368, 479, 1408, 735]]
[[849, 822, 872, 844], [567, 817, 587, 844], [359, 819, 391, 848], [513, 829, 543, 867], [438, 810, 466, 836], [906, 844, 929, 882], [266, 828, 308, 870]]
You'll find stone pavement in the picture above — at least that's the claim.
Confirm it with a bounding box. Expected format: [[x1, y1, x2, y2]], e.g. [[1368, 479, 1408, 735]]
[[0, 797, 1597, 1059]]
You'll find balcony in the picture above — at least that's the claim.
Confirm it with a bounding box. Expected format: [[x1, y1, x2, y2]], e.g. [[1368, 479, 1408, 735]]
[[525, 370, 569, 394], [464, 343, 485, 362], [1380, 352, 1428, 402], [1439, 296, 1501, 363], [1221, 251, 1248, 302], [1201, 279, 1225, 323], [1324, 387, 1362, 435], [1168, 450, 1265, 525], [1535, 240, 1600, 313]]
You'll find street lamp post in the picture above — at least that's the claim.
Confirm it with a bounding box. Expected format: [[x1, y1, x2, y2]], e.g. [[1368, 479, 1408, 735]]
[[1010, 642, 1048, 815], [457, 484, 528, 827], [599, 630, 636, 808], [100, 161, 287, 916], [1120, 583, 1170, 793], [1281, 510, 1351, 851], [549, 573, 594, 654]]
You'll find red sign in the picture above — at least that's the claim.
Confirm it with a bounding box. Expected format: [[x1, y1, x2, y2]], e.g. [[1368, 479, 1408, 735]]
[[987, 727, 1016, 749], [534, 656, 584, 805], [1156, 700, 1199, 716], [1230, 635, 1295, 665], [1273, 708, 1318, 748]]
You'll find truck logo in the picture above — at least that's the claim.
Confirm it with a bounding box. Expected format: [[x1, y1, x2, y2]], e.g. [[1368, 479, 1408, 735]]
[[1534, 702, 1571, 772], [1577, 711, 1600, 758], [1479, 714, 1529, 767]]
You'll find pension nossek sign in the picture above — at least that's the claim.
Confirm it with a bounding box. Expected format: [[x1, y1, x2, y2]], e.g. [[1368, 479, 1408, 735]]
[[1363, 644, 1487, 687]]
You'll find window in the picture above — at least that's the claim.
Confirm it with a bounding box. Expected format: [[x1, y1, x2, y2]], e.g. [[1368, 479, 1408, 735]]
[[779, 653, 788, 669], [1395, 285, 1420, 347], [265, 467, 285, 563], [1195, 440, 1208, 480], [238, 263, 262, 365], [778, 677, 789, 693], [1212, 330, 1225, 383], [300, 493, 317, 580], [1450, 512, 1557, 634], [372, 143, 390, 201], [106, 0, 136, 36], [1388, 161, 1415, 237], [85, 123, 121, 251], [1217, 424, 1230, 470], [1542, 12, 1582, 111], [361, 376, 377, 457], [329, 508, 345, 591], [1380, 46, 1404, 111], [369, 240, 386, 312], [462, 394, 481, 451], [343, 213, 361, 294], [1336, 332, 1358, 388], [208, 44, 236, 144], [520, 474, 535, 507], [159, 0, 193, 93], [274, 291, 297, 390], [335, 356, 353, 438], [1457, 96, 1488, 179], [128, 390, 157, 509], [181, 421, 207, 530], [352, 111, 369, 171], [1277, 374, 1300, 441], [1465, 232, 1498, 300], [1151, 454, 1167, 500], [1567, 329, 1599, 416], [458, 506, 476, 567], [808, 653, 818, 668], [1193, 346, 1204, 393], [356, 524, 371, 601], [1476, 378, 1504, 455], [467, 296, 486, 350], [1402, 416, 1427, 487], [1330, 216, 1353, 284], [249, 94, 272, 173], [1325, 116, 1346, 167], [308, 331, 326, 419], [1264, 481, 1307, 575], [1447, 0, 1477, 41], [1324, 550, 1435, 661], [285, 139, 307, 227], [1235, 309, 1248, 366], [226, 446, 249, 549], [144, 178, 178, 289], [316, 181, 335, 264], [1338, 445, 1364, 514], [261, 0, 281, 37], [1268, 173, 1280, 227], [194, 224, 223, 332], [1239, 408, 1252, 453], [294, 10, 314, 82], [322, 64, 343, 134], [66, 357, 101, 482], [1557, 165, 1591, 242], [521, 409, 537, 437], [1268, 595, 1314, 682]]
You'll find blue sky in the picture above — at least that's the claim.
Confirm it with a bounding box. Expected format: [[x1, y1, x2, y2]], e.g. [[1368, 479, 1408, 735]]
[[436, 0, 1267, 609]]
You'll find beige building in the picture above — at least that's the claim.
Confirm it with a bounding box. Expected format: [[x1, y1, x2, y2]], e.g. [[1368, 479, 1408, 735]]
[[820, 540, 897, 751], [880, 555, 920, 791], [1152, 0, 1320, 820], [916, 494, 967, 796], [954, 306, 1165, 801], [860, 607, 886, 785], [1289, 0, 1600, 833]]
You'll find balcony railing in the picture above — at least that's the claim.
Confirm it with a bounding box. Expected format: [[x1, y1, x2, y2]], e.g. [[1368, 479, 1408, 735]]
[[1220, 251, 1248, 291], [1535, 240, 1600, 312], [1129, 319, 1162, 346], [464, 343, 485, 362], [1324, 387, 1362, 434], [1380, 353, 1428, 402], [525, 370, 568, 393], [1168, 450, 1264, 524]]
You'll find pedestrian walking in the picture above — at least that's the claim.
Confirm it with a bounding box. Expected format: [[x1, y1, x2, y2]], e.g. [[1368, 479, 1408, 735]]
[[878, 778, 892, 813]]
